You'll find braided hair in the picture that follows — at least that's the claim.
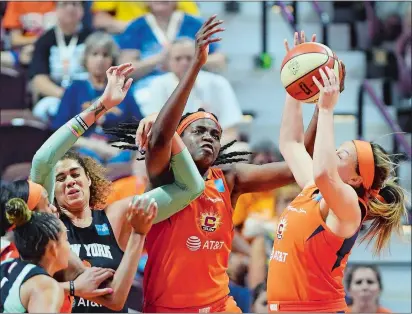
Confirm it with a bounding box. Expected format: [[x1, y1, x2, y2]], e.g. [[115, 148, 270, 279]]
[[105, 108, 252, 166], [5, 198, 62, 264]]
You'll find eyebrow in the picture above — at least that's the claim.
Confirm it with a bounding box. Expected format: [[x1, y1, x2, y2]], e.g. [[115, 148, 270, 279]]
[[56, 167, 81, 176]]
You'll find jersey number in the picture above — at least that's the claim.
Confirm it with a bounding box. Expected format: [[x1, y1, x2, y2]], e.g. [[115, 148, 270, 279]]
[[299, 82, 312, 95]]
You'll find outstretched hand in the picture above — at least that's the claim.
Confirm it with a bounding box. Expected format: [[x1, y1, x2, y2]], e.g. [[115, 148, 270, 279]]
[[284, 31, 316, 53], [312, 66, 340, 111], [101, 63, 134, 110], [194, 14, 224, 66]]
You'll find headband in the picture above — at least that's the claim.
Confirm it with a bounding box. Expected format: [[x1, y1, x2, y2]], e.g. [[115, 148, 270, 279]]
[[177, 112, 222, 136], [27, 180, 43, 211], [353, 140, 386, 203]]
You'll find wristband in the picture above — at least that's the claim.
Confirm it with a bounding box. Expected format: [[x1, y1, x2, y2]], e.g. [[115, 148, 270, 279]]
[[69, 280, 75, 296]]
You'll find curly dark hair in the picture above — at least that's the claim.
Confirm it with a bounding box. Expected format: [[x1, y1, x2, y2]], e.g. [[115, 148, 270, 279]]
[[105, 108, 252, 166], [60, 150, 112, 209]]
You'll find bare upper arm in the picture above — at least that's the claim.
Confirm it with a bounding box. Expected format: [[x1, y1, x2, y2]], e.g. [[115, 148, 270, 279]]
[[23, 275, 64, 313], [280, 142, 314, 189], [316, 174, 361, 223], [231, 162, 296, 196], [105, 198, 134, 251]]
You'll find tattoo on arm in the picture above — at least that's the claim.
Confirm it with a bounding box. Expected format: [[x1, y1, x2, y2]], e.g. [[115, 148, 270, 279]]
[[85, 99, 107, 120]]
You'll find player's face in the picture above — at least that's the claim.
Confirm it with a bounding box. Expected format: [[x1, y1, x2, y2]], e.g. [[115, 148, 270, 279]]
[[168, 42, 195, 78], [35, 187, 59, 218], [336, 141, 363, 188], [86, 46, 113, 78], [181, 119, 222, 170], [54, 158, 91, 212], [349, 267, 381, 304]]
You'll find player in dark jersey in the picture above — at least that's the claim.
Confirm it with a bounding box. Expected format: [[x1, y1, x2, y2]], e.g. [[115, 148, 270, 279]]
[[1, 198, 70, 313]]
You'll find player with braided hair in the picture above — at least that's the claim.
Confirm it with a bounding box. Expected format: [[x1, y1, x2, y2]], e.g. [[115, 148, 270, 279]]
[[106, 108, 252, 165], [107, 15, 319, 313]]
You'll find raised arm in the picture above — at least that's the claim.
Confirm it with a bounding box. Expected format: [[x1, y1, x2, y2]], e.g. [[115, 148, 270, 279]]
[[142, 15, 224, 180], [312, 67, 360, 222], [30, 63, 135, 201], [279, 31, 317, 189], [231, 104, 318, 196]]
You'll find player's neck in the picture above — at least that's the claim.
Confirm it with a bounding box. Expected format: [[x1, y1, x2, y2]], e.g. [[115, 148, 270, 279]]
[[38, 256, 59, 277]]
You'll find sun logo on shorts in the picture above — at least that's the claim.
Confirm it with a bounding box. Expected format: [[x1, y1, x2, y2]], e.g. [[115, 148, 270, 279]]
[[276, 218, 288, 240]]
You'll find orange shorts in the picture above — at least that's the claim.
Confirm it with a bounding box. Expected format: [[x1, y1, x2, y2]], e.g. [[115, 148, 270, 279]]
[[143, 295, 242, 313]]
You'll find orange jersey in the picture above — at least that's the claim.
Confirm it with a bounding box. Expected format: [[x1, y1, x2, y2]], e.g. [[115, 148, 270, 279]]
[[143, 168, 234, 310], [267, 185, 367, 312]]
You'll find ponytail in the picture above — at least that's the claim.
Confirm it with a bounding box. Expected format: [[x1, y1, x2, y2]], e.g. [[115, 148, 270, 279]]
[[362, 178, 408, 254]]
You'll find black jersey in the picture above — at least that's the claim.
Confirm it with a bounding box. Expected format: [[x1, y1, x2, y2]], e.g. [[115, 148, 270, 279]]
[[1, 259, 49, 313], [61, 209, 126, 313]]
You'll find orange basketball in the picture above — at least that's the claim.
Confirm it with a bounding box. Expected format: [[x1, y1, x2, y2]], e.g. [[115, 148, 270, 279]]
[[280, 42, 342, 103]]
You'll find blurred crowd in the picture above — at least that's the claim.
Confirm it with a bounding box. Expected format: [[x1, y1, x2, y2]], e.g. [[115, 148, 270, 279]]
[[0, 1, 410, 312]]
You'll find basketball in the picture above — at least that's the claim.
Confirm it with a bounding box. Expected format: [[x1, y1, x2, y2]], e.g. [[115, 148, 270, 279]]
[[280, 42, 342, 103]]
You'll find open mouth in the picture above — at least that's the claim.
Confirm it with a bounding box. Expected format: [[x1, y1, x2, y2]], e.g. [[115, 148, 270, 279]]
[[67, 188, 80, 197], [201, 143, 214, 153]]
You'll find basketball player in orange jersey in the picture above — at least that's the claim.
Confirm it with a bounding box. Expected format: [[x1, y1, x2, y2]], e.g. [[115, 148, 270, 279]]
[[109, 18, 318, 312], [267, 32, 408, 313]]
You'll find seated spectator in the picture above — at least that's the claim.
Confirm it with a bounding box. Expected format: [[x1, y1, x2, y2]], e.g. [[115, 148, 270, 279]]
[[345, 264, 391, 313], [2, 1, 56, 66], [92, 0, 200, 34], [51, 32, 144, 164], [138, 37, 240, 142], [116, 1, 226, 92], [30, 1, 90, 120]]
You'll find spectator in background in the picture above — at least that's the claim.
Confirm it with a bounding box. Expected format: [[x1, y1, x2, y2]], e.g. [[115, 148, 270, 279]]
[[50, 32, 144, 165], [396, 3, 411, 98], [138, 37, 240, 143], [116, 1, 226, 91], [345, 265, 391, 313], [92, 0, 200, 34], [233, 140, 282, 238], [2, 1, 56, 66], [30, 1, 90, 120]]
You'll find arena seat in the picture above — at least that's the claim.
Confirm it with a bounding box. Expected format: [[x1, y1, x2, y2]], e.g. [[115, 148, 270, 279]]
[[0, 68, 28, 110], [0, 120, 51, 180]]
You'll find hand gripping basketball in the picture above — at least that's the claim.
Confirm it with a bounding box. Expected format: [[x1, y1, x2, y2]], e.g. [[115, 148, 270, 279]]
[[312, 66, 340, 110]]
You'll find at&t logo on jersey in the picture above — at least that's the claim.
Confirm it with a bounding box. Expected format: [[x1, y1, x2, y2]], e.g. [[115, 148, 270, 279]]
[[186, 236, 224, 252], [276, 218, 287, 239], [198, 212, 222, 232]]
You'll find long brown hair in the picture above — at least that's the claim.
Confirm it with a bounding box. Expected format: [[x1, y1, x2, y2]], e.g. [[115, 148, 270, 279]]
[[358, 143, 408, 254]]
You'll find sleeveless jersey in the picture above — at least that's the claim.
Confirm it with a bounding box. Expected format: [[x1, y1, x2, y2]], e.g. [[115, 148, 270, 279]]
[[143, 167, 234, 309], [61, 209, 125, 313], [1, 259, 49, 313], [267, 185, 367, 312]]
